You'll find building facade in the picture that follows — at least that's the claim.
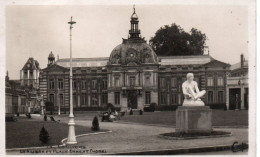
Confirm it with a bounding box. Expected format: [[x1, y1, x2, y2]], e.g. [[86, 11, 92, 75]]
[[39, 8, 230, 111], [226, 54, 248, 110]]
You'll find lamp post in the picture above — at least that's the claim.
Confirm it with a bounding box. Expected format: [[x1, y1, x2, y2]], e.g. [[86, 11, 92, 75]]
[[67, 16, 77, 144]]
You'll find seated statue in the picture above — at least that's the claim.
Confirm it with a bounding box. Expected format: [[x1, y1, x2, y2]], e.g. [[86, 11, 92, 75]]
[[182, 73, 206, 106]]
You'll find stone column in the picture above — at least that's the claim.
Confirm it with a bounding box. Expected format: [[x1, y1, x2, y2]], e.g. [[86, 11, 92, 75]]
[[20, 70, 24, 86], [27, 70, 30, 85], [241, 87, 245, 110], [226, 86, 229, 110]]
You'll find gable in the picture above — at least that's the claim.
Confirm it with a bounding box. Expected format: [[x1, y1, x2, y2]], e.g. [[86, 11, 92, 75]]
[[202, 59, 230, 68], [42, 64, 69, 72]]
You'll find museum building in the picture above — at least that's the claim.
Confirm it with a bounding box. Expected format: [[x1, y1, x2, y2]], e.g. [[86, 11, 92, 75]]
[[39, 9, 230, 111]]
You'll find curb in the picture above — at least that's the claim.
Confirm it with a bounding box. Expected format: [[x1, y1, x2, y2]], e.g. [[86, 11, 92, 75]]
[[6, 130, 112, 152], [108, 143, 249, 155], [61, 130, 112, 145]]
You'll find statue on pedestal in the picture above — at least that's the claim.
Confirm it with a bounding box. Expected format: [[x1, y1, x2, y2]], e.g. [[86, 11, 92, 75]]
[[182, 73, 206, 106]]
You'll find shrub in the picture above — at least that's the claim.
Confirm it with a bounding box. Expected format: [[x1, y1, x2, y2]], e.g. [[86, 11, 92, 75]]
[[129, 109, 133, 115], [39, 126, 49, 144], [91, 116, 100, 131], [139, 109, 143, 115]]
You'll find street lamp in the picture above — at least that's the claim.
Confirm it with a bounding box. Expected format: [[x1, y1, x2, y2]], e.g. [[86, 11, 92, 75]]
[[67, 16, 77, 144]]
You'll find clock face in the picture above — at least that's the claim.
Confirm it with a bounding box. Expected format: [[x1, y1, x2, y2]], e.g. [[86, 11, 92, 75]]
[[130, 53, 134, 57], [27, 64, 30, 68]]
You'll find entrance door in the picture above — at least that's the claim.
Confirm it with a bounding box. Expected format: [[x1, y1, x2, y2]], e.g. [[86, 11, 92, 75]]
[[229, 88, 241, 110], [127, 90, 138, 109]]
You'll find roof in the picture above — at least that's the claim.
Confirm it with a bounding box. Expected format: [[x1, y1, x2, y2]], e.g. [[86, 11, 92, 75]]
[[42, 63, 69, 72], [202, 59, 230, 67], [230, 60, 248, 70], [158, 55, 213, 66], [56, 57, 109, 68], [22, 58, 40, 70]]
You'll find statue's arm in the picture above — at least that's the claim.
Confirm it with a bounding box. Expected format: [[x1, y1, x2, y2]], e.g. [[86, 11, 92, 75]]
[[182, 84, 192, 98], [195, 82, 200, 93]]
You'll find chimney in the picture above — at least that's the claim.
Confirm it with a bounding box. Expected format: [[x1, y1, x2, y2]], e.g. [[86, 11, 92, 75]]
[[240, 54, 244, 68]]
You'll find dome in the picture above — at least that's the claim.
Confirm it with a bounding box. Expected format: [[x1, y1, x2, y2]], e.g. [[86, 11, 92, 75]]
[[48, 51, 55, 59], [108, 40, 158, 65], [131, 12, 138, 19]]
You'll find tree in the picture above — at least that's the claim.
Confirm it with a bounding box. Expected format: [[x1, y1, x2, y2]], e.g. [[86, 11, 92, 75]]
[[39, 126, 50, 144], [149, 23, 207, 56]]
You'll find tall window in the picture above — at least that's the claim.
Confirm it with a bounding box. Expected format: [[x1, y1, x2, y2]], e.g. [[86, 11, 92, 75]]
[[49, 94, 54, 104], [82, 80, 87, 89], [91, 94, 98, 105], [49, 79, 55, 89], [59, 94, 63, 106], [217, 77, 224, 86], [145, 92, 151, 104], [82, 94, 87, 105], [102, 79, 107, 89], [73, 94, 77, 107], [129, 76, 136, 86], [160, 93, 167, 105], [115, 92, 120, 105], [73, 81, 77, 89], [101, 93, 108, 105], [92, 80, 97, 89], [207, 77, 214, 86], [58, 79, 63, 89], [171, 78, 177, 88], [194, 77, 200, 86], [171, 94, 178, 104], [160, 78, 166, 88], [208, 91, 213, 103], [218, 91, 224, 103], [114, 77, 120, 87]]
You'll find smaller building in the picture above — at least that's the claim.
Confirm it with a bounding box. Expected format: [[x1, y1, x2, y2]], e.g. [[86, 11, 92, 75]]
[[5, 72, 27, 114], [20, 57, 40, 89], [226, 54, 248, 110]]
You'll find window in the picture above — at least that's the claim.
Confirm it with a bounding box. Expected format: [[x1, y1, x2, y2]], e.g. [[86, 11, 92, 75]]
[[102, 80, 107, 89], [145, 76, 150, 86], [58, 79, 63, 89], [73, 81, 77, 89], [73, 94, 77, 107], [217, 77, 224, 86], [208, 91, 213, 103], [171, 94, 178, 104], [145, 92, 151, 104], [114, 77, 120, 87], [207, 77, 214, 86], [101, 93, 107, 105], [91, 94, 98, 105], [59, 94, 63, 106], [171, 78, 177, 88], [115, 92, 120, 105], [49, 94, 54, 104], [49, 79, 55, 89], [160, 93, 167, 105], [218, 91, 224, 103], [129, 76, 135, 86], [92, 80, 97, 89], [194, 77, 199, 86], [82, 94, 87, 105], [160, 78, 166, 88], [82, 80, 87, 89]]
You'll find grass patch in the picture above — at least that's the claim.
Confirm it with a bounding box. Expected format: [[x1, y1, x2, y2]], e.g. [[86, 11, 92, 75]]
[[6, 119, 107, 149]]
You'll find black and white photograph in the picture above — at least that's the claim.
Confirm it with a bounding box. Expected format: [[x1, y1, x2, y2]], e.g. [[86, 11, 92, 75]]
[[1, 0, 256, 156]]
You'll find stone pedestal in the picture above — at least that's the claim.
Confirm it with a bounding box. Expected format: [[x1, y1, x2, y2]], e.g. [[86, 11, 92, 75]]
[[176, 106, 212, 133]]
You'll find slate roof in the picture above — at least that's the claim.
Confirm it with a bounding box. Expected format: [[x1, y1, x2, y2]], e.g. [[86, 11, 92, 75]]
[[22, 58, 40, 70], [56, 57, 109, 68]]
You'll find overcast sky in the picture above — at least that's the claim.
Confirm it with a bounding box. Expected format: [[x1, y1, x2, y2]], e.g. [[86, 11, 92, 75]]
[[6, 5, 248, 79]]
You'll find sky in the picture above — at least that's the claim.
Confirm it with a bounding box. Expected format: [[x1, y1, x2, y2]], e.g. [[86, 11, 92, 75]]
[[6, 5, 248, 79]]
